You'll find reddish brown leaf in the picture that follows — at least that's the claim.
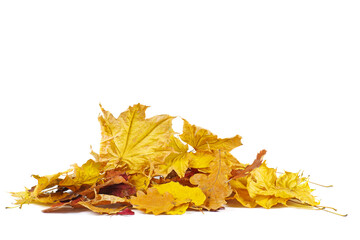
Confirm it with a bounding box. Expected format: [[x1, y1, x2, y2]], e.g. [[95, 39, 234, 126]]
[[231, 149, 266, 180], [99, 183, 136, 197], [78, 175, 128, 198], [104, 169, 129, 181], [42, 196, 84, 213]]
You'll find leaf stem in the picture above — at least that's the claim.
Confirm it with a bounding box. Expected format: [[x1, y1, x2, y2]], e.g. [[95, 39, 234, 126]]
[[314, 206, 348, 217], [276, 171, 333, 188], [316, 205, 337, 211], [308, 181, 333, 188], [288, 199, 347, 217]]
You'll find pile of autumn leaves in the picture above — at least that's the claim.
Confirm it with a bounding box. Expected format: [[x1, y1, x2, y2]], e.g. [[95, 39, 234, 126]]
[[11, 104, 319, 215]]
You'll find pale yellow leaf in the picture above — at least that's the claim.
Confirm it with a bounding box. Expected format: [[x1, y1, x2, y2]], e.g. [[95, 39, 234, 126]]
[[98, 104, 175, 173]]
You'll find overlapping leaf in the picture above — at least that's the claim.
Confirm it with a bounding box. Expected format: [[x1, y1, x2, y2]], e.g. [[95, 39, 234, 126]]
[[180, 119, 242, 152]]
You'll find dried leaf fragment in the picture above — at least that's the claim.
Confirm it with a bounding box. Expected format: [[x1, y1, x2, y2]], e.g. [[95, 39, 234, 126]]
[[231, 149, 266, 179]]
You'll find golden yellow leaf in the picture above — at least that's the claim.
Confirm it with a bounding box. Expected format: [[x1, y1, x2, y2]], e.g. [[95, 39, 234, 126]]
[[187, 148, 243, 176], [98, 104, 175, 173], [188, 151, 215, 170], [166, 203, 190, 215], [275, 171, 319, 206], [247, 162, 277, 195], [189, 152, 232, 210], [128, 173, 150, 191], [31, 172, 63, 196], [254, 195, 288, 209], [246, 162, 285, 208], [180, 119, 242, 152], [130, 182, 206, 214], [233, 189, 258, 208], [229, 176, 257, 208]]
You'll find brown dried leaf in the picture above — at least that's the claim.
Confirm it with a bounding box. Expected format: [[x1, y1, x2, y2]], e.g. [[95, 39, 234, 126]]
[[189, 151, 232, 210]]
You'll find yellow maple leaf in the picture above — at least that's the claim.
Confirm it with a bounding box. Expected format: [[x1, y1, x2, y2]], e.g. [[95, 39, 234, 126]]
[[246, 162, 287, 208], [59, 159, 104, 191], [275, 171, 319, 206], [98, 103, 175, 173], [189, 152, 233, 210], [179, 119, 242, 152]]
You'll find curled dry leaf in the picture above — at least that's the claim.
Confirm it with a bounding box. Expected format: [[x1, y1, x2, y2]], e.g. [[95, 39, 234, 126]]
[[77, 201, 128, 215], [10, 103, 331, 216]]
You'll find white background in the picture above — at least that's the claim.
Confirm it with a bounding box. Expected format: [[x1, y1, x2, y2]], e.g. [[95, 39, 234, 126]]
[[0, 1, 359, 239]]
